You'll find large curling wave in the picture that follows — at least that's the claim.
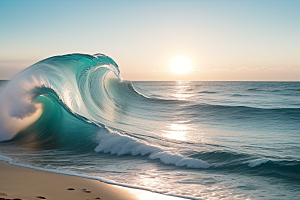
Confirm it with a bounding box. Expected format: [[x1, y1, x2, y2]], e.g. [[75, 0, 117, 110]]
[[0, 53, 210, 169], [0, 53, 122, 144]]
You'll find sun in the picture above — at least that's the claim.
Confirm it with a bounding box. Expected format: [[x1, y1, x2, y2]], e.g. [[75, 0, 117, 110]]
[[170, 56, 191, 74]]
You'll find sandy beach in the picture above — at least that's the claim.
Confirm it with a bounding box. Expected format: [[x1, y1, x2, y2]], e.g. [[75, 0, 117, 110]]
[[0, 161, 185, 200]]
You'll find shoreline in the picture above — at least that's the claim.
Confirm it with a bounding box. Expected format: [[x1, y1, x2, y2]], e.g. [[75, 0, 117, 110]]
[[0, 161, 187, 200]]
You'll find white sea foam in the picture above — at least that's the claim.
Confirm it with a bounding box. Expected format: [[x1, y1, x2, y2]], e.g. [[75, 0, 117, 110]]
[[248, 159, 269, 167], [149, 152, 210, 169], [95, 128, 210, 169], [0, 155, 194, 200], [0, 74, 44, 141], [0, 155, 12, 162], [94, 128, 161, 156]]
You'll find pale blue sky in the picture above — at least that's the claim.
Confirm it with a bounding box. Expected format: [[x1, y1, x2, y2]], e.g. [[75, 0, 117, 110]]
[[0, 0, 299, 80]]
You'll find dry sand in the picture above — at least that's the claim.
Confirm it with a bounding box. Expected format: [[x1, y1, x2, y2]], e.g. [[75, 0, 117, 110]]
[[0, 161, 185, 200]]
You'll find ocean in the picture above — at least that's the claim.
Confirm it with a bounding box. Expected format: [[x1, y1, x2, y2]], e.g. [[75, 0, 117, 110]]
[[0, 53, 299, 200]]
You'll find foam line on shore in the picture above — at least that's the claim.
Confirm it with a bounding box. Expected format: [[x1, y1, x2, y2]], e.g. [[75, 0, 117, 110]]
[[0, 155, 198, 200]]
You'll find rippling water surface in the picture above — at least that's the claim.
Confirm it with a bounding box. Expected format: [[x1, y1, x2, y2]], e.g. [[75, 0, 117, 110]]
[[0, 54, 299, 199]]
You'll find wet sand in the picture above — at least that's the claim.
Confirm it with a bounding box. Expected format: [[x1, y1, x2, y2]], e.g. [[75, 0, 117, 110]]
[[0, 161, 185, 200]]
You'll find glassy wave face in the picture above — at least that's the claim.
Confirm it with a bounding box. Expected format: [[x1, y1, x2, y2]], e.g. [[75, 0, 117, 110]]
[[0, 54, 299, 200]]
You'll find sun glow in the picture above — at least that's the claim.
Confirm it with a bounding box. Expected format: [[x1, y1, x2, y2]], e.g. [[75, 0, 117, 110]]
[[170, 56, 191, 74]]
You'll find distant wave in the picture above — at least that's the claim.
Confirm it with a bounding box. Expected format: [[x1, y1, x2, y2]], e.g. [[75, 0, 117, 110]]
[[198, 90, 217, 94], [191, 150, 300, 180], [247, 88, 264, 91], [231, 94, 249, 97], [185, 103, 300, 121]]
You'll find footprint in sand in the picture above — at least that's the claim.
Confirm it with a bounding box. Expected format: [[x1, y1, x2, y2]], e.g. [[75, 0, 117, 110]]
[[67, 188, 76, 191], [82, 188, 92, 193], [0, 198, 26, 200], [36, 196, 46, 199], [0, 192, 8, 198], [0, 193, 7, 196], [0, 198, 23, 200]]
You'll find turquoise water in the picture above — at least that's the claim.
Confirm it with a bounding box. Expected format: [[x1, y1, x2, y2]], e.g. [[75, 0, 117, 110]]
[[0, 54, 299, 199]]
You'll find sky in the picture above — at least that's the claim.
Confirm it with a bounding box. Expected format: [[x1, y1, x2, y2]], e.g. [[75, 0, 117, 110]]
[[0, 0, 299, 81]]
